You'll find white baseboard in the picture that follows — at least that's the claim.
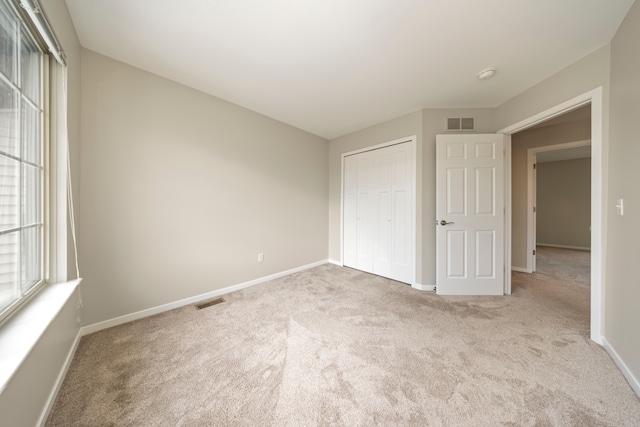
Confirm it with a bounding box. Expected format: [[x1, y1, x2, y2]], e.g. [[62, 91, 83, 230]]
[[80, 259, 329, 336], [511, 266, 531, 273], [412, 283, 435, 292], [537, 243, 591, 251], [602, 337, 640, 398], [38, 331, 83, 426], [328, 259, 342, 266]]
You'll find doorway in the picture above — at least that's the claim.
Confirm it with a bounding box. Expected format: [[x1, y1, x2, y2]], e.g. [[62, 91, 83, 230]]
[[499, 88, 603, 344], [529, 141, 591, 272]]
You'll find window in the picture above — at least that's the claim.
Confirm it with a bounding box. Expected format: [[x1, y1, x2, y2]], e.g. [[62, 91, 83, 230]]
[[0, 0, 45, 323]]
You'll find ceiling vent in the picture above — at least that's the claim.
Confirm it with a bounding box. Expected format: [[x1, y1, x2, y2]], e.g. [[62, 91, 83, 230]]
[[446, 117, 475, 132]]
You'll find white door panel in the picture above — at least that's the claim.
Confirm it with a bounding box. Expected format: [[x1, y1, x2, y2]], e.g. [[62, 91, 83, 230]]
[[447, 230, 466, 278], [392, 188, 409, 281], [447, 168, 467, 215], [391, 144, 412, 283], [374, 189, 391, 277], [437, 134, 505, 295], [343, 155, 358, 268], [372, 149, 391, 276], [356, 191, 373, 272]]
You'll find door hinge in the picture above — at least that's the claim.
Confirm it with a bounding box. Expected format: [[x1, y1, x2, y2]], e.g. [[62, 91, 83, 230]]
[[533, 249, 536, 255], [533, 206, 536, 213], [533, 163, 536, 169]]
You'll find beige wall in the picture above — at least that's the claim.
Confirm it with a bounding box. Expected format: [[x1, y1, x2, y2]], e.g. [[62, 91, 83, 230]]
[[606, 0, 640, 391], [536, 158, 591, 249], [0, 0, 83, 425], [79, 50, 329, 325], [494, 45, 610, 131], [510, 119, 591, 268]]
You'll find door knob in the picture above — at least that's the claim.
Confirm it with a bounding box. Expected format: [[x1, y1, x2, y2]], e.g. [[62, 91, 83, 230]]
[[440, 220, 454, 226]]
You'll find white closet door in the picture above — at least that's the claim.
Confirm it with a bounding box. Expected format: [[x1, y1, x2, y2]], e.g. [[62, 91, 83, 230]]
[[343, 142, 414, 284]]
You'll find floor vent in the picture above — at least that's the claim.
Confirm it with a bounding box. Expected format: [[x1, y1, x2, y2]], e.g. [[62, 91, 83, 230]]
[[446, 117, 475, 131], [195, 297, 225, 310]]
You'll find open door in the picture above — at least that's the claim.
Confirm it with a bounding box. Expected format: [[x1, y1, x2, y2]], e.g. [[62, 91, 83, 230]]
[[436, 134, 506, 295]]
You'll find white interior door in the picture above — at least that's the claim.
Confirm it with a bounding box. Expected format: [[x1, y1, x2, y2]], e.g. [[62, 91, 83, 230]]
[[343, 140, 414, 284], [436, 134, 505, 295]]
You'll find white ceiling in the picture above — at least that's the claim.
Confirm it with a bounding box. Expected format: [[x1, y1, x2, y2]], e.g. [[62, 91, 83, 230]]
[[63, 0, 634, 139]]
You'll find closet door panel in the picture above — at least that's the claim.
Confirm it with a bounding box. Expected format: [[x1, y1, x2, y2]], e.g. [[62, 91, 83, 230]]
[[343, 155, 358, 268], [391, 144, 413, 283], [373, 148, 393, 277], [356, 152, 375, 272]]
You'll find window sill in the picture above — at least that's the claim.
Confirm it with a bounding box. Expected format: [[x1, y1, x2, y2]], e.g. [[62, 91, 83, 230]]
[[0, 279, 81, 394]]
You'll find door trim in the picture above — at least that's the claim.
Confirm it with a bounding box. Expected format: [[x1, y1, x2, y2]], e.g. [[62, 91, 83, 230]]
[[498, 87, 604, 344], [504, 135, 512, 295], [526, 140, 592, 273], [340, 136, 417, 286]]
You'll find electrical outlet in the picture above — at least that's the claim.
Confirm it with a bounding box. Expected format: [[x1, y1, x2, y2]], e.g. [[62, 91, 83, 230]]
[[258, 253, 264, 263]]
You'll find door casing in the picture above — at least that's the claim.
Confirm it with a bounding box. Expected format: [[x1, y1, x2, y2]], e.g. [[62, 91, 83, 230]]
[[499, 87, 604, 344]]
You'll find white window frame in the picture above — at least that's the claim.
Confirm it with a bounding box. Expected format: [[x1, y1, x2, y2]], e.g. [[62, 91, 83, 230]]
[[0, 0, 49, 325]]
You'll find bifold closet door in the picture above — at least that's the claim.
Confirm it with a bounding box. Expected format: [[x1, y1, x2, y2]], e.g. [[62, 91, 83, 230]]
[[343, 142, 412, 284]]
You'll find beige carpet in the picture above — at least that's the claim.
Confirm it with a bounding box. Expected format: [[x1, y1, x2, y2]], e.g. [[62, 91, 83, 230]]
[[47, 248, 640, 426]]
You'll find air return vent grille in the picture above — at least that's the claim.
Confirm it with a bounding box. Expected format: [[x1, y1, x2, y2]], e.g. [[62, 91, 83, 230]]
[[446, 117, 475, 132], [195, 297, 225, 310]]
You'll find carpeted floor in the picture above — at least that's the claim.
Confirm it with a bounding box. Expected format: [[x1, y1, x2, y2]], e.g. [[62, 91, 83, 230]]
[[46, 247, 640, 426]]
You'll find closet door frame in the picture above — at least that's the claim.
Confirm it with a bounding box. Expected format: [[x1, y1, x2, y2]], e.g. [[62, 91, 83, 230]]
[[340, 136, 417, 286]]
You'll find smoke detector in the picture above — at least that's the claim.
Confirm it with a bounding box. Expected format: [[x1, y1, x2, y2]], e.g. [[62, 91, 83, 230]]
[[477, 68, 496, 80]]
